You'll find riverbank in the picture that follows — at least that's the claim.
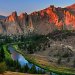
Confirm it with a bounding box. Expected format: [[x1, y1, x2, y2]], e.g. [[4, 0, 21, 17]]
[[0, 71, 47, 75], [2, 45, 47, 75], [3, 45, 12, 60], [13, 44, 75, 75]]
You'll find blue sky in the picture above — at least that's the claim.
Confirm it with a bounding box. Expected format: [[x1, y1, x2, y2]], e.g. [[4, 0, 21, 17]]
[[0, 0, 75, 16]]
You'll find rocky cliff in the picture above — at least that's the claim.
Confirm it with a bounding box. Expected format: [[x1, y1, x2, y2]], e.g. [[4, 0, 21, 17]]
[[0, 4, 75, 35]]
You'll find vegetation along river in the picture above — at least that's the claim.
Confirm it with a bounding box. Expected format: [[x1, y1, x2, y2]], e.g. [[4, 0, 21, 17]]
[[8, 45, 57, 75]]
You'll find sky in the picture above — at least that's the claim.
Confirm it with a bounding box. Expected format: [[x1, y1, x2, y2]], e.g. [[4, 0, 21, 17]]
[[0, 0, 75, 16]]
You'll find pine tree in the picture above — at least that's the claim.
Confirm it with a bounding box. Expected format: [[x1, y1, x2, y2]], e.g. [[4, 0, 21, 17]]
[[24, 64, 29, 72], [73, 59, 75, 67], [28, 65, 37, 74], [37, 69, 42, 74], [1, 47, 5, 59], [0, 46, 5, 62], [57, 57, 62, 64]]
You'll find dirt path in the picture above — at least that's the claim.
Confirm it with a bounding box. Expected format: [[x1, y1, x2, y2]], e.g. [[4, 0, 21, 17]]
[[0, 71, 47, 75]]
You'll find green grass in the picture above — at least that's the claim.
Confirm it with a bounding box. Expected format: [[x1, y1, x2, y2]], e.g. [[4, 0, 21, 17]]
[[3, 45, 11, 60]]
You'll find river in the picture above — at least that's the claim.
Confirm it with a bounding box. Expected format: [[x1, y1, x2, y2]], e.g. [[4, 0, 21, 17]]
[[8, 45, 57, 75]]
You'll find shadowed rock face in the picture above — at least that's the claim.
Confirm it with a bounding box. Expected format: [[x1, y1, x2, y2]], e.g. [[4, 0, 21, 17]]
[[0, 4, 75, 35], [66, 3, 75, 10]]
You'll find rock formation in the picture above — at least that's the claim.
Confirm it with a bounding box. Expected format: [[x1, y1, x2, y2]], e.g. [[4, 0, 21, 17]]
[[0, 4, 75, 35]]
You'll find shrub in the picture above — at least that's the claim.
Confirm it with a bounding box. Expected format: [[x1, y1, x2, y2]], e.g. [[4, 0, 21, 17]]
[[73, 59, 75, 68], [57, 57, 62, 64], [0, 62, 7, 74]]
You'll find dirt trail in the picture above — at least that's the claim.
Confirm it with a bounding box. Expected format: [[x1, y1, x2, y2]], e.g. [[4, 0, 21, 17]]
[[0, 71, 47, 75]]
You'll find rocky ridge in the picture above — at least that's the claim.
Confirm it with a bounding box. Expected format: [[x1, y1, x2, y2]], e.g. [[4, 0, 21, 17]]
[[0, 4, 75, 35]]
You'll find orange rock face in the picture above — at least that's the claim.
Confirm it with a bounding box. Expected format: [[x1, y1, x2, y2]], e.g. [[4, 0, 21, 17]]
[[63, 10, 75, 29], [6, 11, 18, 22], [2, 4, 75, 35], [35, 4, 75, 30]]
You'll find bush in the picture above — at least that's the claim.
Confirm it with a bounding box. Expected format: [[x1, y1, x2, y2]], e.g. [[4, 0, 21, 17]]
[[0, 62, 7, 73], [57, 57, 62, 64], [73, 59, 75, 68]]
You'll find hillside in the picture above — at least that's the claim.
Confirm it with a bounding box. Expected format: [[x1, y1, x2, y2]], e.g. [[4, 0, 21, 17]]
[[0, 15, 6, 19], [16, 30, 75, 75]]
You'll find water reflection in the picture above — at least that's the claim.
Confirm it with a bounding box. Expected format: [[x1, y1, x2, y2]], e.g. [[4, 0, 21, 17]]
[[8, 46, 43, 70], [8, 45, 57, 75]]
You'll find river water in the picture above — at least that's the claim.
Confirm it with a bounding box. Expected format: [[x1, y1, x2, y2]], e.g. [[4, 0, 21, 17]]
[[8, 46, 57, 75]]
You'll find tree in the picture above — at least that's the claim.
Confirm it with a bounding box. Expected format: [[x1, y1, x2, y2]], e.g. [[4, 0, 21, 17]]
[[5, 59, 15, 71], [67, 57, 70, 62], [1, 47, 5, 59], [57, 57, 62, 64], [28, 65, 37, 74], [48, 43, 50, 47], [73, 59, 75, 67], [20, 64, 29, 73], [43, 46, 46, 51], [37, 69, 42, 74], [15, 60, 21, 69], [0, 62, 7, 73], [0, 46, 5, 62]]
